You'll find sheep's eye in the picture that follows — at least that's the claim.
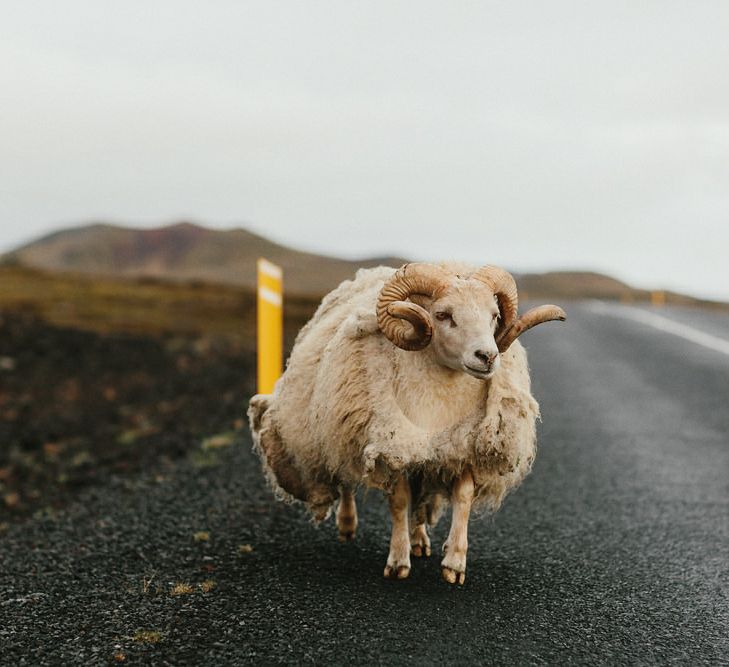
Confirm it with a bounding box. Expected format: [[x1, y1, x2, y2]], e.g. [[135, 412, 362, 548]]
[[435, 311, 456, 327], [493, 313, 500, 322]]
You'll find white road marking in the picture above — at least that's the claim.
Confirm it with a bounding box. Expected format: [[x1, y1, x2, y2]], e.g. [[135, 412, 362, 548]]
[[588, 301, 729, 358], [258, 286, 282, 307]]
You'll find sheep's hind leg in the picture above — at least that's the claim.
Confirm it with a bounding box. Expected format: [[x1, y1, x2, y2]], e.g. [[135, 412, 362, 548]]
[[441, 468, 474, 585], [410, 523, 431, 557], [384, 474, 411, 579], [410, 492, 445, 557], [336, 486, 358, 541]]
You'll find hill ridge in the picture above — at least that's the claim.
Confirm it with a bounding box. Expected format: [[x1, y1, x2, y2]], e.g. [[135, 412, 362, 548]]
[[4, 221, 409, 296], [5, 222, 725, 309]]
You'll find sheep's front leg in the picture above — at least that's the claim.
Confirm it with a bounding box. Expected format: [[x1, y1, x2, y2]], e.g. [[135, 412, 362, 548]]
[[384, 474, 411, 579], [336, 486, 358, 541], [441, 468, 474, 585]]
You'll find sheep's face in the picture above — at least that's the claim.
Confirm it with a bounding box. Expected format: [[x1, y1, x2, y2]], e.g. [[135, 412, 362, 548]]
[[415, 279, 502, 380]]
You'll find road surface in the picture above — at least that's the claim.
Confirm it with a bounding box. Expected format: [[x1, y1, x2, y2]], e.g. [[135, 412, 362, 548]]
[[2, 302, 728, 664]]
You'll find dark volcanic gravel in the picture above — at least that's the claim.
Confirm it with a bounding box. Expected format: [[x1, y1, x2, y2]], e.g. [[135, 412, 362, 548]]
[[0, 312, 253, 521]]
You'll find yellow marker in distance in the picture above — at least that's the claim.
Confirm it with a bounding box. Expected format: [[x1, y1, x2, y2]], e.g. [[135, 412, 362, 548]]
[[257, 258, 283, 394]]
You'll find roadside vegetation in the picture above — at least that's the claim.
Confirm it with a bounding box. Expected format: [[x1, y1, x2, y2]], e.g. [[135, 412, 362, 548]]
[[0, 266, 317, 522]]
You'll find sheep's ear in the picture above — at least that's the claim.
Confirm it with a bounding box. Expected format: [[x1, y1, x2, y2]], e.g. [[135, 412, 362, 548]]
[[493, 293, 512, 339]]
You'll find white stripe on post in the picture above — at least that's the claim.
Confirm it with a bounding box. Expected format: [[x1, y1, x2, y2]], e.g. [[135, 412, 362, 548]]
[[258, 285, 283, 307]]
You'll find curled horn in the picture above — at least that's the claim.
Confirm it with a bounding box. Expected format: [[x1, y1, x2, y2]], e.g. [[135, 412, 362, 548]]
[[471, 266, 519, 341], [473, 265, 566, 352], [496, 304, 567, 352], [377, 263, 449, 350]]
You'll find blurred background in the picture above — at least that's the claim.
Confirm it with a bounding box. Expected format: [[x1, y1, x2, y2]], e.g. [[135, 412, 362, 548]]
[[1, 1, 728, 522]]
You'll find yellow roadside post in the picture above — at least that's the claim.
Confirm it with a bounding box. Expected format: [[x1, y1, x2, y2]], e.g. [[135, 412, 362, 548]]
[[257, 258, 283, 394], [651, 290, 666, 307]]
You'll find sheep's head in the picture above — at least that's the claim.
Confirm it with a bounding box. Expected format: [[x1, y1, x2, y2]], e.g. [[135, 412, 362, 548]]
[[377, 263, 566, 380]]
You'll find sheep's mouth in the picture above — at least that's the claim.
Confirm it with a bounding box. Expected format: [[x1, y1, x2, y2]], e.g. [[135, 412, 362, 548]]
[[464, 364, 494, 379]]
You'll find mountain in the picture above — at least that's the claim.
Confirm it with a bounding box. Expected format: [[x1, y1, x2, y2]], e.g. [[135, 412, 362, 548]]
[[3, 222, 409, 296], [5, 222, 722, 309]]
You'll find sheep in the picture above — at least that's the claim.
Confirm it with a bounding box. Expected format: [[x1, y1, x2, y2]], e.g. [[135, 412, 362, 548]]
[[248, 262, 565, 584]]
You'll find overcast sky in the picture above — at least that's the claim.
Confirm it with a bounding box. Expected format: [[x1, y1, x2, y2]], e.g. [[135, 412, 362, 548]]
[[1, 1, 728, 299]]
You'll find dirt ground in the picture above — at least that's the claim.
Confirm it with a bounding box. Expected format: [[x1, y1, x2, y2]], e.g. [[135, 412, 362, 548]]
[[0, 266, 318, 525], [0, 311, 255, 523]]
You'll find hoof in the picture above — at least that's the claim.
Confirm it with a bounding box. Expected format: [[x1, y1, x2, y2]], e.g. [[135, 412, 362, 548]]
[[410, 524, 431, 558], [441, 567, 465, 585], [384, 564, 411, 580], [335, 492, 358, 543], [411, 543, 431, 558], [336, 514, 357, 542], [441, 539, 467, 584]]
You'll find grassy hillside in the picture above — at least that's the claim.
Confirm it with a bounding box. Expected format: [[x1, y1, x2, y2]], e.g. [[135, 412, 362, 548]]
[[0, 265, 318, 353]]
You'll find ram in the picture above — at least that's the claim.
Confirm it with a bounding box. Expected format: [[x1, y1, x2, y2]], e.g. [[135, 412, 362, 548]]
[[248, 262, 565, 584]]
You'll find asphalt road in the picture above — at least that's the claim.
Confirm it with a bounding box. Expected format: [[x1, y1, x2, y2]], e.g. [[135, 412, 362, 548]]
[[2, 302, 728, 665]]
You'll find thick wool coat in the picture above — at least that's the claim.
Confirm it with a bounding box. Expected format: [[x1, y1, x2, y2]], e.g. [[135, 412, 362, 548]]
[[249, 265, 539, 521]]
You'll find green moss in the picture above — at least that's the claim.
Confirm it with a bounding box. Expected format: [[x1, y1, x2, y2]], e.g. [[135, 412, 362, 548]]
[[133, 630, 163, 644]]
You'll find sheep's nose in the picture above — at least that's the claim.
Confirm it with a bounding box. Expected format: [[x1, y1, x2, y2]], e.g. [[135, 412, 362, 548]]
[[474, 350, 497, 365]]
